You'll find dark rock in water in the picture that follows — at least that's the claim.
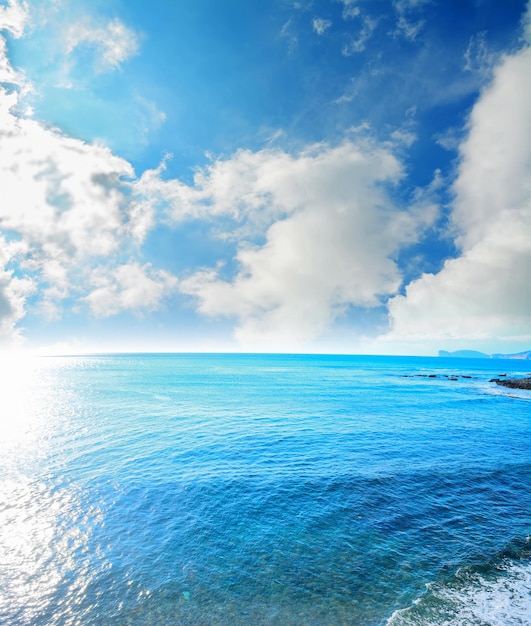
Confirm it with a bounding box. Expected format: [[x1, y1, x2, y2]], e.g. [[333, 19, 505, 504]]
[[403, 373, 478, 381], [490, 377, 531, 390]]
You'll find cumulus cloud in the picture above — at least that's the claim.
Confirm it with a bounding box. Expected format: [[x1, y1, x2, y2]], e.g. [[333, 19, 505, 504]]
[[0, 7, 176, 341], [84, 262, 177, 318], [387, 39, 531, 344], [0, 44, 174, 338], [0, 0, 28, 39], [0, 92, 135, 256], [65, 17, 139, 73], [146, 141, 438, 349], [0, 1, 29, 87], [0, 237, 35, 345]]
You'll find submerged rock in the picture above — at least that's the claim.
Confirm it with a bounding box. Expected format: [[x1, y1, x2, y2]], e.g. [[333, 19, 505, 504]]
[[489, 377, 531, 390]]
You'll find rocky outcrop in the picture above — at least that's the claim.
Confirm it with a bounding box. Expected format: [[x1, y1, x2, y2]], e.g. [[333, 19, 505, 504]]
[[401, 374, 531, 390], [489, 377, 531, 390]]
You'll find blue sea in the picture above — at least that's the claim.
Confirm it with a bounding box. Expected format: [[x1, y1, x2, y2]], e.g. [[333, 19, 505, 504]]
[[0, 353, 530, 625]]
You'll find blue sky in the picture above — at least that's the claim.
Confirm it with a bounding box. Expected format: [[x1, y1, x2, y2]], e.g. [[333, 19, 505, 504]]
[[0, 0, 530, 355]]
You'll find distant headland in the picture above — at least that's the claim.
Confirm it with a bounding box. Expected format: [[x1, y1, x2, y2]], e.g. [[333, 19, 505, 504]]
[[438, 349, 531, 360]]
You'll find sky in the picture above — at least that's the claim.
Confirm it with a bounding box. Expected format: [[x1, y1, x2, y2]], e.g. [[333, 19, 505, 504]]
[[0, 0, 530, 356]]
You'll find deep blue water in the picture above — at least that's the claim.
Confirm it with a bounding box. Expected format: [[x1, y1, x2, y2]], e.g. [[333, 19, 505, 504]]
[[0, 353, 530, 625]]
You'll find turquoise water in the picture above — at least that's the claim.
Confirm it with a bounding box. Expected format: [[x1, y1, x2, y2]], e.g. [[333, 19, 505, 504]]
[[0, 353, 530, 625]]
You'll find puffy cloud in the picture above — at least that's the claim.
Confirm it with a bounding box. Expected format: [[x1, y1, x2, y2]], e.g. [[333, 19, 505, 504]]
[[0, 1, 29, 85], [387, 41, 531, 344], [167, 141, 436, 349], [0, 82, 174, 337], [0, 12, 176, 341], [0, 237, 35, 345], [84, 262, 177, 318], [0, 0, 28, 39], [64, 17, 139, 74], [0, 90, 135, 256]]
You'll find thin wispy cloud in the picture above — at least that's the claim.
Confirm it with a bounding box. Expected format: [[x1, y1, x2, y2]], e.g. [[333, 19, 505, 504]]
[[342, 16, 378, 55], [312, 17, 332, 35], [339, 0, 360, 20], [64, 17, 139, 74], [391, 0, 430, 40], [463, 31, 496, 79]]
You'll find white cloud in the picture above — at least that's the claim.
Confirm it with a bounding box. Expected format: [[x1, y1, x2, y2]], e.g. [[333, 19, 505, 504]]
[[339, 1, 361, 20], [84, 262, 177, 318], [0, 1, 30, 87], [0, 79, 176, 338], [464, 31, 496, 79], [391, 0, 431, 41], [0, 0, 28, 39], [433, 126, 462, 152], [280, 18, 298, 53], [0, 27, 175, 338], [0, 237, 35, 345], [342, 16, 378, 55], [65, 17, 139, 73], [0, 91, 135, 256], [0, 37, 18, 84], [390, 128, 416, 147], [313, 17, 332, 35], [524, 1, 531, 43], [393, 0, 431, 10], [133, 93, 167, 142], [161, 140, 437, 350], [393, 15, 424, 41], [387, 42, 531, 345]]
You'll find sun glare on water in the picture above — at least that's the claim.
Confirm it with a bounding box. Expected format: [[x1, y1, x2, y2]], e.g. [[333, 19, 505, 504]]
[[0, 353, 99, 623], [0, 354, 50, 443]]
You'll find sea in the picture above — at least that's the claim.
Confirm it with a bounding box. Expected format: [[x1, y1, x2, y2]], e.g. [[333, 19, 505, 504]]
[[0, 353, 530, 626]]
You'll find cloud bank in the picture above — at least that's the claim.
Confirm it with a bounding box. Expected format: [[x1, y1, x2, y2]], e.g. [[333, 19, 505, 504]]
[[388, 37, 531, 346], [0, 11, 174, 344], [142, 141, 436, 350], [1, 0, 530, 353]]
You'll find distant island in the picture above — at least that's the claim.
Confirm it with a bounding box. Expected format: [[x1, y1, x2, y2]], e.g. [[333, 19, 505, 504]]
[[438, 349, 531, 360]]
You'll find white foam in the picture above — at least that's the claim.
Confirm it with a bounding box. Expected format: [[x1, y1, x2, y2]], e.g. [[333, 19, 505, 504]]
[[386, 558, 531, 626]]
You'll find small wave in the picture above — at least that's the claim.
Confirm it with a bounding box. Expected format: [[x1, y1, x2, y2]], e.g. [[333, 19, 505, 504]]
[[386, 540, 531, 626]]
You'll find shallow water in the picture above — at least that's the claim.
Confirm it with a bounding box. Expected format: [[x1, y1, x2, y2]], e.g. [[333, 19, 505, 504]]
[[0, 354, 529, 625]]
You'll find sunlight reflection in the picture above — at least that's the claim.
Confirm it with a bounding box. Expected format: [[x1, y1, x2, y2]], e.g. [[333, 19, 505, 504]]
[[0, 355, 50, 443], [0, 354, 105, 624], [0, 476, 101, 624]]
